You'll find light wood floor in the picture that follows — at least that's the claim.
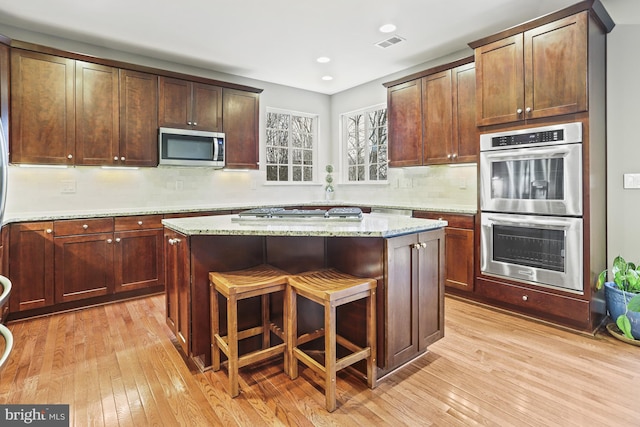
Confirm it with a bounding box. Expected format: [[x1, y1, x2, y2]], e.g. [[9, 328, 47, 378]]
[[1, 294, 638, 426]]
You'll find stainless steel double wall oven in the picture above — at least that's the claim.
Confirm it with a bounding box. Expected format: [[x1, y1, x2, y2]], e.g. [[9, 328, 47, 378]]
[[479, 122, 584, 293]]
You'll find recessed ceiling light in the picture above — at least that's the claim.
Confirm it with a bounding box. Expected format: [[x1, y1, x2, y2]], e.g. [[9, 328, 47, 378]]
[[322, 75, 333, 81], [379, 24, 396, 33], [317, 56, 331, 63]]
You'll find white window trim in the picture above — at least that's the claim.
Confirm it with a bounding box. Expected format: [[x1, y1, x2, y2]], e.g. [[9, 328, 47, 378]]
[[265, 107, 319, 184], [339, 103, 389, 185]]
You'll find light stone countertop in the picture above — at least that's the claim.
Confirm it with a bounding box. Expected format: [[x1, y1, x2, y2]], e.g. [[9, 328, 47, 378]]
[[162, 213, 448, 238], [2, 200, 475, 225]]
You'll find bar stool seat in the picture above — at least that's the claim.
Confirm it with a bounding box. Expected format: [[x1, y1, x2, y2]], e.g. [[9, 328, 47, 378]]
[[286, 268, 377, 412], [209, 264, 289, 397]]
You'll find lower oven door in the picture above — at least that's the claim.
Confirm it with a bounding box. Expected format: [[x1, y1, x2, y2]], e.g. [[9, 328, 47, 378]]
[[480, 212, 583, 293]]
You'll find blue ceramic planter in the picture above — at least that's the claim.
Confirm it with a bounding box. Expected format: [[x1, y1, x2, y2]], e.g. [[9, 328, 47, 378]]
[[604, 281, 640, 340]]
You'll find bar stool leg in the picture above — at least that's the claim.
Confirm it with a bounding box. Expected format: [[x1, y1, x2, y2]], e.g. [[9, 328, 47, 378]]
[[210, 285, 221, 372], [367, 289, 377, 388], [325, 300, 337, 412], [261, 294, 270, 349], [228, 294, 240, 397], [287, 286, 298, 379]]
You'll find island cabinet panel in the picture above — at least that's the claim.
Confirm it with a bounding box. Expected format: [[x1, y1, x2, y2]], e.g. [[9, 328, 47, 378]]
[[474, 12, 588, 126], [384, 229, 444, 370], [387, 79, 423, 167], [10, 49, 75, 164], [223, 88, 259, 169], [159, 76, 222, 131], [9, 222, 55, 312], [164, 229, 190, 356], [75, 61, 120, 165], [119, 69, 158, 166]]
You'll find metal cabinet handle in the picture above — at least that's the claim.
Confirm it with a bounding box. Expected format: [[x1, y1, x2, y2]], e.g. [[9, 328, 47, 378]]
[[115, 238, 121, 243], [67, 154, 73, 159], [420, 242, 427, 248], [452, 153, 457, 159], [120, 157, 125, 161], [193, 122, 197, 126], [137, 221, 143, 226], [525, 107, 531, 113], [113, 156, 119, 161], [516, 108, 523, 114], [46, 229, 52, 234], [522, 295, 529, 301], [82, 224, 89, 230], [168, 238, 182, 245], [187, 121, 192, 126], [107, 238, 113, 244], [447, 154, 452, 159], [413, 243, 421, 250]]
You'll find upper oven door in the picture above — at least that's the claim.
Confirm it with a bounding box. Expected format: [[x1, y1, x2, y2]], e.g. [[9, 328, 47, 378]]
[[480, 143, 582, 216]]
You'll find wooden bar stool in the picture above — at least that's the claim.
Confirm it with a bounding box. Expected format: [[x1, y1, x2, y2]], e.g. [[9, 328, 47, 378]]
[[209, 264, 289, 397], [286, 268, 377, 412]]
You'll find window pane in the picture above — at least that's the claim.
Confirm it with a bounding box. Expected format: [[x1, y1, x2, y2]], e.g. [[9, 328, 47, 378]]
[[303, 167, 312, 182], [267, 165, 277, 181], [278, 166, 288, 181]]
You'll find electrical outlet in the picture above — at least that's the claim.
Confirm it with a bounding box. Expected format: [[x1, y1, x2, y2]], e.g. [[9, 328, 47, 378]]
[[623, 173, 640, 189], [61, 180, 76, 194]]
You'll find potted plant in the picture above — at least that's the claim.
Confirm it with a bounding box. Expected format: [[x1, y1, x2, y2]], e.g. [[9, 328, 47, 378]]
[[597, 255, 640, 340], [324, 165, 335, 200]]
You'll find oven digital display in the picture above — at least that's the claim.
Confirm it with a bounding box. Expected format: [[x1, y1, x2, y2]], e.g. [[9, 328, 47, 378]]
[[492, 130, 565, 147]]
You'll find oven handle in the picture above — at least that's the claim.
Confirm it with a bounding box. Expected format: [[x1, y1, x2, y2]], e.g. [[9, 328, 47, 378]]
[[486, 216, 572, 230], [483, 145, 573, 160]]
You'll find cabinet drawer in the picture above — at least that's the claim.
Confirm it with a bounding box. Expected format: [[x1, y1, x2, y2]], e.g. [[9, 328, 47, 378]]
[[115, 215, 163, 231], [476, 277, 590, 324], [54, 218, 114, 236], [413, 211, 475, 229]]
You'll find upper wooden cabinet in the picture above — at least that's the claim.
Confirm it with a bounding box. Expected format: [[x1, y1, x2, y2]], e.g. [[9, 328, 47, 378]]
[[223, 88, 259, 169], [75, 61, 120, 165], [385, 58, 477, 167], [10, 49, 75, 164], [0, 42, 8, 142], [473, 11, 589, 126], [119, 69, 158, 166], [159, 77, 222, 131]]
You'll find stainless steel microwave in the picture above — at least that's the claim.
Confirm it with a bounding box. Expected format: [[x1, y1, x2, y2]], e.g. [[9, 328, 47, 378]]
[[158, 127, 225, 167]]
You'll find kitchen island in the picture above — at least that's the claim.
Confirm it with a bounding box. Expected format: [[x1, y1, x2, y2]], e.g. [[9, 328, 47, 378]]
[[162, 211, 447, 378]]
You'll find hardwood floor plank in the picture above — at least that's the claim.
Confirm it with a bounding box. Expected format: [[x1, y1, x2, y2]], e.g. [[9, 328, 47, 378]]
[[1, 294, 639, 426]]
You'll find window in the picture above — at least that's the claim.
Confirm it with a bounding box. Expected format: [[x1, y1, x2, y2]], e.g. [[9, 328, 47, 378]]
[[342, 105, 388, 182], [266, 109, 317, 182]]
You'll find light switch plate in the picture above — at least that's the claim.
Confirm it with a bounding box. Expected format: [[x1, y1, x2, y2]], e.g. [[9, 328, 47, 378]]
[[623, 173, 640, 189], [61, 180, 76, 193]]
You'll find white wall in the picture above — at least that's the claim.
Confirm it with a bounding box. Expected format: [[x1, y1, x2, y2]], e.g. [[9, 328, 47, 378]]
[[606, 24, 640, 264]]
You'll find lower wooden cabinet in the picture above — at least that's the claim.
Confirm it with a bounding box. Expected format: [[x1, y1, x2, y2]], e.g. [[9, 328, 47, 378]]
[[385, 229, 444, 369], [8, 215, 164, 316], [413, 211, 475, 292], [164, 229, 189, 355]]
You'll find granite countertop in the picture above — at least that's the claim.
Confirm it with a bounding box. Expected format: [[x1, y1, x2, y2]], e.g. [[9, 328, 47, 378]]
[[162, 213, 448, 238], [2, 200, 476, 225]]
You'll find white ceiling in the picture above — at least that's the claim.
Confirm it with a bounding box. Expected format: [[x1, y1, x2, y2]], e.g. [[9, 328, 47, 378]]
[[0, 0, 637, 95]]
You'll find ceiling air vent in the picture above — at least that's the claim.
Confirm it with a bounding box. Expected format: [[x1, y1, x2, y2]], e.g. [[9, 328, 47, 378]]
[[375, 35, 405, 49]]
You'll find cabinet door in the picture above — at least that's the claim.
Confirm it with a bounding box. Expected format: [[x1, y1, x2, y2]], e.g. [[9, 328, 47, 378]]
[[165, 230, 189, 355], [475, 34, 524, 126], [385, 233, 419, 367], [119, 69, 158, 166], [75, 61, 120, 165], [10, 50, 75, 164], [158, 77, 191, 129], [444, 228, 474, 292], [452, 62, 478, 163], [417, 230, 445, 351], [114, 228, 164, 293], [8, 222, 54, 312], [192, 83, 222, 131], [0, 43, 8, 141], [422, 70, 453, 165], [223, 88, 259, 169], [524, 12, 588, 120], [388, 80, 422, 167], [54, 233, 114, 303]]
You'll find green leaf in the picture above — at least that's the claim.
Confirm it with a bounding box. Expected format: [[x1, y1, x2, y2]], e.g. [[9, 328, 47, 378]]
[[596, 270, 607, 290], [627, 294, 640, 313], [616, 315, 634, 340]]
